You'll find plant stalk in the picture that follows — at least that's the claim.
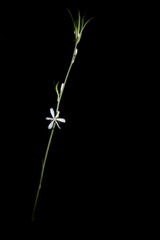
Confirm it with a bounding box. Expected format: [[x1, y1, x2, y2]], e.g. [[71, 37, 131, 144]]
[[32, 43, 77, 222]]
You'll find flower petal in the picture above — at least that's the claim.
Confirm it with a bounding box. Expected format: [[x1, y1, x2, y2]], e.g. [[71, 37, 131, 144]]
[[57, 118, 66, 123], [48, 120, 54, 129], [46, 117, 53, 121], [50, 108, 55, 118], [55, 111, 60, 118], [55, 121, 61, 129]]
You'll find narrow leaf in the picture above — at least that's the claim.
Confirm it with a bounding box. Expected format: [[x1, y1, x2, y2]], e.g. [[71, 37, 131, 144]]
[[67, 9, 77, 31], [55, 81, 60, 99], [81, 17, 94, 33]]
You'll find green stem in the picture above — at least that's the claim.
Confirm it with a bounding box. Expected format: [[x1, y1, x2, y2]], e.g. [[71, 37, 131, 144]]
[[56, 43, 77, 113], [32, 122, 55, 222], [32, 43, 77, 222]]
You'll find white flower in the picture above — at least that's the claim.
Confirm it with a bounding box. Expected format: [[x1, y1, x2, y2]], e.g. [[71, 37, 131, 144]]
[[46, 108, 66, 129]]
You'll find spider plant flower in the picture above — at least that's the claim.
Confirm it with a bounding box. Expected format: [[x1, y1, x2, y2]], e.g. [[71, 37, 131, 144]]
[[68, 9, 93, 44], [46, 108, 66, 129]]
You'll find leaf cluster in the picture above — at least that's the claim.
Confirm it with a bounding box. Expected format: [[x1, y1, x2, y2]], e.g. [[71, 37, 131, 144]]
[[67, 9, 93, 44]]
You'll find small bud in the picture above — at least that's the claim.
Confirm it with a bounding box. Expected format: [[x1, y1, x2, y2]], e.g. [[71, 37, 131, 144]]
[[74, 48, 78, 56], [72, 48, 78, 64], [60, 83, 64, 93], [76, 32, 81, 43], [77, 32, 80, 39]]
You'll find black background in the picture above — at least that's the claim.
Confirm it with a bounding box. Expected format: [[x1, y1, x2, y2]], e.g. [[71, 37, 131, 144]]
[[0, 2, 146, 237]]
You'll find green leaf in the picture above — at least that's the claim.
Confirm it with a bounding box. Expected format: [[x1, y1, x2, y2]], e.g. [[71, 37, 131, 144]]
[[78, 10, 81, 34], [67, 9, 77, 31], [81, 17, 94, 34], [55, 81, 60, 99]]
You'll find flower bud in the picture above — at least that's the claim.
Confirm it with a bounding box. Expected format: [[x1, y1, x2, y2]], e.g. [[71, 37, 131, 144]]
[[74, 48, 78, 56], [76, 32, 81, 43], [60, 83, 64, 93]]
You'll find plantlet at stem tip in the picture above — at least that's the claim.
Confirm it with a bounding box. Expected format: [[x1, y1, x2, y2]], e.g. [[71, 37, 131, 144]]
[[67, 9, 94, 44]]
